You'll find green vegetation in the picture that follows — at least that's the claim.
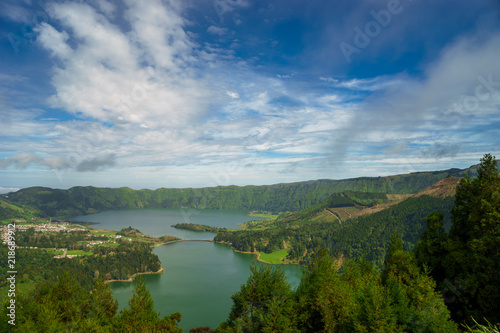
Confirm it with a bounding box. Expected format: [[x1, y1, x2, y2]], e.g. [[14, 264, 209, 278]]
[[415, 153, 500, 325], [90, 229, 117, 236], [0, 273, 182, 332], [0, 156, 498, 331], [0, 199, 42, 223], [0, 166, 474, 218], [248, 211, 280, 220], [217, 243, 458, 332], [464, 318, 500, 333], [0, 228, 167, 296], [259, 249, 288, 264], [172, 223, 228, 233], [96, 242, 120, 247], [66, 249, 94, 256], [215, 194, 455, 267]]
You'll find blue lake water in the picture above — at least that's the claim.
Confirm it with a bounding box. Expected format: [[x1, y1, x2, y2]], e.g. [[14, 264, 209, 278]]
[[72, 208, 303, 331]]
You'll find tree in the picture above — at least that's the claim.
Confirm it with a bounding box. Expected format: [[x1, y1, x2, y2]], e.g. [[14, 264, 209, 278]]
[[414, 211, 447, 282], [219, 263, 296, 332], [116, 276, 182, 332], [442, 154, 500, 323], [383, 234, 458, 333], [89, 276, 118, 328], [295, 247, 357, 332]]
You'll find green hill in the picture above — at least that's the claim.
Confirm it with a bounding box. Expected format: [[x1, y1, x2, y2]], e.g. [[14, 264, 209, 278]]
[[0, 199, 41, 223], [214, 176, 461, 266], [0, 166, 474, 218]]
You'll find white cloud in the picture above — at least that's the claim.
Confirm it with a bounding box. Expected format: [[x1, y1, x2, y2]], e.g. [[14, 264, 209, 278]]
[[226, 91, 240, 99], [323, 32, 500, 165], [35, 23, 73, 59], [2, 0, 495, 188], [0, 2, 31, 22], [94, 0, 116, 17], [214, 0, 249, 20], [207, 26, 228, 35], [328, 76, 404, 91], [36, 0, 212, 129]]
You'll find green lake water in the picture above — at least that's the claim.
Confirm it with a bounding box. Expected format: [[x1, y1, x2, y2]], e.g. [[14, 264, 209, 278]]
[[72, 209, 303, 331]]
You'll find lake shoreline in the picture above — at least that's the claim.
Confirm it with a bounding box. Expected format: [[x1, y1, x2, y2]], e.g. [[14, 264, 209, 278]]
[[215, 241, 300, 265], [106, 267, 165, 284]]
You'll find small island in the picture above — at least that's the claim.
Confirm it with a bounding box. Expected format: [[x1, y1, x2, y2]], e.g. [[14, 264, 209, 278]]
[[171, 223, 228, 233]]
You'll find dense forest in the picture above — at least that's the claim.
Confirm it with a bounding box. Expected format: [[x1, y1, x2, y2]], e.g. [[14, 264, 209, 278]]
[[0, 165, 476, 218], [215, 194, 455, 267]]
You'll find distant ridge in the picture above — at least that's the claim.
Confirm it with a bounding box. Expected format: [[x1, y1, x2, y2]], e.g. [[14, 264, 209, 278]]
[[0, 164, 478, 218]]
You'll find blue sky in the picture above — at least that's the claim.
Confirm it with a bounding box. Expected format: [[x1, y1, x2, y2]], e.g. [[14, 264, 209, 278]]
[[0, 0, 499, 192]]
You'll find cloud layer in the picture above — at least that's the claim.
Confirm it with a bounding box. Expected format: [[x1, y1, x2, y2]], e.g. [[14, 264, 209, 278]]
[[0, 0, 499, 189]]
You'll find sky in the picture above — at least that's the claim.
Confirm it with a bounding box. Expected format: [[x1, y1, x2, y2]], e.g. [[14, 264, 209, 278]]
[[0, 0, 499, 192]]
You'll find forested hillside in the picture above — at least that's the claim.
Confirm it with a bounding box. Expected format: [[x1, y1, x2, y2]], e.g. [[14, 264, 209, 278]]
[[215, 154, 500, 332], [215, 194, 455, 267], [1, 166, 475, 217], [0, 199, 42, 222]]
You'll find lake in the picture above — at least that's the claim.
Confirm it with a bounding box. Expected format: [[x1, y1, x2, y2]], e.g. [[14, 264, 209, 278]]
[[72, 208, 303, 330]]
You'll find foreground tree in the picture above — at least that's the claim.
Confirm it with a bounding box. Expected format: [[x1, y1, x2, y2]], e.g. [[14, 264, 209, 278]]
[[217, 263, 297, 332], [115, 276, 182, 332], [0, 273, 117, 332], [383, 234, 458, 332], [416, 154, 500, 324], [219, 241, 457, 333]]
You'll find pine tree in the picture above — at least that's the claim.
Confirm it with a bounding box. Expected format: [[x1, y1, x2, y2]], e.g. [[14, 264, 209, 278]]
[[116, 276, 183, 332], [220, 263, 295, 332], [414, 211, 447, 282], [383, 234, 458, 332], [443, 153, 500, 323]]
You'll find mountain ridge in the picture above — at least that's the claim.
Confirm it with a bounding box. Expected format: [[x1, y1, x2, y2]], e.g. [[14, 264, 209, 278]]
[[0, 164, 480, 218]]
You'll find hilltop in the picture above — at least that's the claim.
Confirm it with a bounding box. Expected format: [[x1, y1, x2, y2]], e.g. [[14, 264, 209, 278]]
[[0, 165, 478, 219]]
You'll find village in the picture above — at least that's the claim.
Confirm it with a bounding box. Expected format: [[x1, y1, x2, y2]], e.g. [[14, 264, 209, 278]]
[[0, 222, 131, 258]]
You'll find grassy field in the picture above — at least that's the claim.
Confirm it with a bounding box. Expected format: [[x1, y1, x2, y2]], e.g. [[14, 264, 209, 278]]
[[90, 229, 117, 236], [43, 249, 64, 255], [259, 249, 288, 264], [66, 250, 94, 256], [248, 212, 280, 220], [96, 242, 120, 247]]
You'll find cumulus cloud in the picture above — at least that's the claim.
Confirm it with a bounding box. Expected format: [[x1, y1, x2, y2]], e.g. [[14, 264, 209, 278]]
[[27, 0, 354, 180], [35, 0, 211, 129]]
